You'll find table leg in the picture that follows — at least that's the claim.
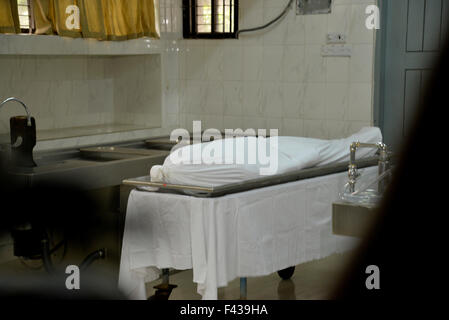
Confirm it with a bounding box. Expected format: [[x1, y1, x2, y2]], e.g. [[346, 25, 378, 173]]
[[240, 277, 247, 300]]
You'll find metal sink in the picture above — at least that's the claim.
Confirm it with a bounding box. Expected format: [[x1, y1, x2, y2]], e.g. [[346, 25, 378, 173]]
[[144, 133, 263, 150], [31, 150, 136, 172], [6, 140, 170, 190], [30, 145, 168, 167], [332, 201, 379, 238], [79, 146, 166, 160]]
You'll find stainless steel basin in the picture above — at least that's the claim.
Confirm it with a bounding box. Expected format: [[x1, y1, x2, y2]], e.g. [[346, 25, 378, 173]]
[[332, 201, 379, 238], [79, 146, 166, 161], [7, 141, 170, 190], [31, 145, 167, 167]]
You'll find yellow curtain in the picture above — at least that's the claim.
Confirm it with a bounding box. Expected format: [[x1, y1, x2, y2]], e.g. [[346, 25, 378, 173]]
[[0, 0, 20, 34], [140, 0, 159, 39], [78, 0, 106, 39], [52, 0, 82, 37], [32, 0, 54, 34], [32, 0, 159, 40]]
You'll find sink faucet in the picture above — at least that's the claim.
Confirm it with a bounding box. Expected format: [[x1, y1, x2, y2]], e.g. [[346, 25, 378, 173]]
[[0, 97, 32, 126], [0, 97, 36, 167], [348, 141, 390, 194]]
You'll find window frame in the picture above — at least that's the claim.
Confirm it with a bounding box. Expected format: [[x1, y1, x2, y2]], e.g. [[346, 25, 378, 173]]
[[18, 0, 34, 34], [183, 0, 239, 39]]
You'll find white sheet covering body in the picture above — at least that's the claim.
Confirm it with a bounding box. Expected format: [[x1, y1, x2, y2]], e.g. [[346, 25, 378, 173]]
[[150, 127, 382, 187], [118, 167, 377, 300]]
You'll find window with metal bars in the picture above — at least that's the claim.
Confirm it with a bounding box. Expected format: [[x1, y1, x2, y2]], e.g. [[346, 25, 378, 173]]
[[183, 0, 238, 39], [17, 0, 34, 33]]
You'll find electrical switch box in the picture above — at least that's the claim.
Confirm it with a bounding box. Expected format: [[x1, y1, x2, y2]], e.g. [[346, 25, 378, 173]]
[[321, 44, 352, 57], [327, 33, 346, 44]]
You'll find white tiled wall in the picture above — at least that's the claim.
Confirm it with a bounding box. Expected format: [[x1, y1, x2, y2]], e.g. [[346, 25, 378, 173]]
[[0, 54, 162, 136], [0, 0, 377, 144], [169, 0, 377, 139]]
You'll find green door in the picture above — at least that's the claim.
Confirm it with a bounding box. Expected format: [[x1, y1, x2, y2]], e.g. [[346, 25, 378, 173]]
[[379, 0, 448, 150]]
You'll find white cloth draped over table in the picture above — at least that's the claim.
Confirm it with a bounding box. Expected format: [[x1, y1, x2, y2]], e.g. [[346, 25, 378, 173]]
[[118, 167, 378, 300]]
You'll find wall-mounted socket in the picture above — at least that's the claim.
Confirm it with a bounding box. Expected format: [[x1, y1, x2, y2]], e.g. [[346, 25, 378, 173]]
[[321, 44, 352, 57], [327, 33, 346, 44]]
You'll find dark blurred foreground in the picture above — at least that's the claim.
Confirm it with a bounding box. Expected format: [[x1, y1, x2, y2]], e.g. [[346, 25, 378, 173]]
[[0, 171, 125, 299], [332, 34, 449, 300]]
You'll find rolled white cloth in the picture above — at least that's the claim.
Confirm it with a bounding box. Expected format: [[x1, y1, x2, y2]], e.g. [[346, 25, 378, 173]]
[[149, 165, 164, 182]]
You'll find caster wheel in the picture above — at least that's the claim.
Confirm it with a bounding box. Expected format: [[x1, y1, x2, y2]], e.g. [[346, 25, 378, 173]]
[[277, 266, 295, 280], [148, 283, 178, 301]]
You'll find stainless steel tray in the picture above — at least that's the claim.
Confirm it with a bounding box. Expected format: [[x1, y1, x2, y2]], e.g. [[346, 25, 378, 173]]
[[80, 146, 167, 157], [122, 157, 379, 198]]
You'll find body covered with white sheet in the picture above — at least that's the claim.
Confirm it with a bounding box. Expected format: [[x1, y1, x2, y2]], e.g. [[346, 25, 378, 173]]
[[150, 127, 382, 187]]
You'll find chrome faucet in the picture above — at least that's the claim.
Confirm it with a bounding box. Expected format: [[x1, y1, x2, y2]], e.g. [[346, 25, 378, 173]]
[[0, 97, 32, 126], [348, 141, 390, 194]]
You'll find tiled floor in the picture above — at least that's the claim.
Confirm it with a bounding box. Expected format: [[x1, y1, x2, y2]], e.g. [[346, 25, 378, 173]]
[[0, 251, 354, 300], [146, 252, 354, 300]]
